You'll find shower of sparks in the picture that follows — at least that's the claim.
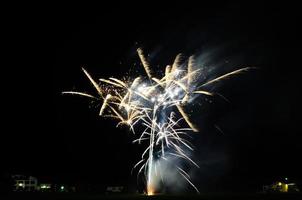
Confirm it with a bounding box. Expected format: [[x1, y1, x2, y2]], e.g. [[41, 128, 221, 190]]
[[63, 48, 251, 194]]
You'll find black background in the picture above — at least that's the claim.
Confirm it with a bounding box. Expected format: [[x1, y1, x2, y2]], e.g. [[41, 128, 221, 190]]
[[2, 1, 302, 193]]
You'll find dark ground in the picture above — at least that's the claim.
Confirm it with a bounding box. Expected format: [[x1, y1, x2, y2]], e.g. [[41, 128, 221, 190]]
[[1, 193, 302, 200]]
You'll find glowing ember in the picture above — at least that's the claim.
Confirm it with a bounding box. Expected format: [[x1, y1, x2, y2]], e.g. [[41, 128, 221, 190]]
[[147, 190, 154, 196]]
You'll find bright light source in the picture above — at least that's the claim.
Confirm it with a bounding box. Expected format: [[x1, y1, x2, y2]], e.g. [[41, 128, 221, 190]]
[[285, 177, 288, 181], [167, 89, 174, 98], [147, 191, 154, 196], [41, 185, 50, 189], [18, 183, 23, 187], [61, 186, 64, 190], [165, 88, 171, 93], [124, 105, 130, 111], [174, 69, 180, 75], [158, 98, 164, 102], [138, 87, 144, 92], [284, 184, 288, 192], [174, 87, 181, 95], [278, 182, 282, 186], [151, 97, 155, 102], [137, 84, 146, 93]]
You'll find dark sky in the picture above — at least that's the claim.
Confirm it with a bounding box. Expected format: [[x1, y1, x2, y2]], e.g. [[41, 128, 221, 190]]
[[3, 2, 302, 192]]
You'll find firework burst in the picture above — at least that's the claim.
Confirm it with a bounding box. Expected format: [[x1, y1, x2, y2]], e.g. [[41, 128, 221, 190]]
[[63, 48, 250, 194]]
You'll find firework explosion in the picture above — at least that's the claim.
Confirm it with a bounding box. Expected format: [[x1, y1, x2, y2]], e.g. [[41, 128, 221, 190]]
[[63, 48, 250, 194]]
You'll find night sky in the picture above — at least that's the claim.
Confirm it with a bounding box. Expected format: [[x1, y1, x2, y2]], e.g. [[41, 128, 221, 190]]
[[3, 2, 302, 192]]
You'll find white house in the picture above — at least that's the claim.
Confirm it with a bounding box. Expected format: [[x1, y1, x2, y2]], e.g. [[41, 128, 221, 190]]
[[12, 175, 38, 191]]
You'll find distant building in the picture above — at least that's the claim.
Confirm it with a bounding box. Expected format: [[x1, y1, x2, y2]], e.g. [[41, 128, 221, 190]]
[[12, 175, 38, 191], [11, 174, 76, 193], [263, 179, 300, 193]]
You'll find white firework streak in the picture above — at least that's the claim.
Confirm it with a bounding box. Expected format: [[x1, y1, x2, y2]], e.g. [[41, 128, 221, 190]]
[[63, 48, 251, 194]]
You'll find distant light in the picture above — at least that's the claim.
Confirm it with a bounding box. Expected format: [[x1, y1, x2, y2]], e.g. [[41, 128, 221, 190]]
[[285, 177, 288, 181], [41, 184, 51, 189], [278, 182, 282, 186], [18, 183, 23, 187], [61, 186, 64, 190], [284, 184, 288, 192]]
